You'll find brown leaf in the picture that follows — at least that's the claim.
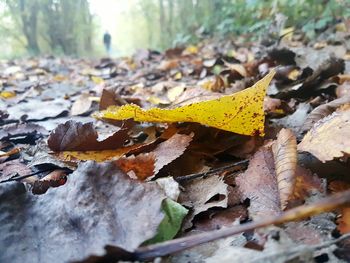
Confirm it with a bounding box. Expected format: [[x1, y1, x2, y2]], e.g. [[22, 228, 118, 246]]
[[31, 169, 68, 195], [115, 153, 155, 180], [290, 166, 324, 203], [179, 175, 229, 228], [99, 89, 116, 110], [236, 146, 280, 219], [152, 133, 193, 174], [272, 128, 297, 209], [329, 181, 350, 234], [298, 110, 350, 162], [0, 122, 47, 141], [0, 160, 31, 183], [48, 120, 129, 151], [302, 96, 350, 132], [0, 161, 166, 262]]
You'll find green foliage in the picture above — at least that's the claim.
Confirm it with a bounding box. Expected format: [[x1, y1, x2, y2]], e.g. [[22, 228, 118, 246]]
[[135, 0, 348, 49], [143, 198, 188, 245]]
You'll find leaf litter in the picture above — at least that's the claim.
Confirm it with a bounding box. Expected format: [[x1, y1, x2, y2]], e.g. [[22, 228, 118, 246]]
[[1, 29, 350, 263]]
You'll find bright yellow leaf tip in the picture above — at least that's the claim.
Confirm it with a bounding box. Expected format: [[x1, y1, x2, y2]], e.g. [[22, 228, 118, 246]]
[[95, 70, 275, 136]]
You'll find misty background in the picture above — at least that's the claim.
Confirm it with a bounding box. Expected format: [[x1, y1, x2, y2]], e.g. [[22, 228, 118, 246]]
[[0, 0, 347, 58]]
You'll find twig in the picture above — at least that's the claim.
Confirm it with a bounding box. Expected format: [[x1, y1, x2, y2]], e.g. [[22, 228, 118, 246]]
[[175, 159, 248, 182], [0, 168, 55, 184], [131, 189, 350, 260]]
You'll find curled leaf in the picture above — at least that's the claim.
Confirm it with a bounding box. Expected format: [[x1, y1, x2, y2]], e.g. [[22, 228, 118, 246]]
[[95, 71, 275, 135], [302, 96, 350, 133], [272, 128, 297, 209], [298, 110, 350, 162]]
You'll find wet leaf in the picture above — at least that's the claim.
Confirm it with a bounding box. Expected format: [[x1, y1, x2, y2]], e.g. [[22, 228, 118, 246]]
[[95, 71, 275, 135]]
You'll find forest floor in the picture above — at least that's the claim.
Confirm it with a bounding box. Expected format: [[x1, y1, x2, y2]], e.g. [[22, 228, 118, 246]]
[[1, 26, 350, 263]]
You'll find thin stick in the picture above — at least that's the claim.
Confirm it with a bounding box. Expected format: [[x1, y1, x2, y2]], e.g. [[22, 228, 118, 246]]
[[175, 159, 248, 182], [0, 168, 55, 183], [132, 189, 350, 260]]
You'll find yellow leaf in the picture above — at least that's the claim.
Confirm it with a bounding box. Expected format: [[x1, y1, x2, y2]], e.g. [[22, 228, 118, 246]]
[[54, 147, 136, 162], [95, 70, 275, 136], [53, 74, 67, 82], [183, 45, 198, 55], [173, 72, 182, 80], [0, 91, 16, 99], [91, 76, 104, 84]]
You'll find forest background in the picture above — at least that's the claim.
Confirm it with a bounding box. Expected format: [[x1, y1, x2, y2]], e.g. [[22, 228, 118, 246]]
[[0, 0, 348, 58]]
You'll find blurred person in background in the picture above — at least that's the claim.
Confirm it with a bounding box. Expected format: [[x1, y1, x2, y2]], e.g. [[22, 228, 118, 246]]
[[103, 31, 112, 55]]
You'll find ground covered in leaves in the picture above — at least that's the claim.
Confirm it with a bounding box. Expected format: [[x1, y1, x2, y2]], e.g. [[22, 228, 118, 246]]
[[1, 32, 350, 263]]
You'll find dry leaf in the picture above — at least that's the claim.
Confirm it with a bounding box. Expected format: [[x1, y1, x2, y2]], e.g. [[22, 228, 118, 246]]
[[95, 71, 275, 135], [236, 146, 280, 219], [48, 120, 129, 151], [179, 175, 229, 228], [272, 128, 297, 209], [152, 133, 193, 174], [329, 181, 350, 234], [115, 133, 193, 180], [115, 153, 155, 180], [302, 96, 350, 132], [298, 110, 350, 162], [71, 93, 93, 116]]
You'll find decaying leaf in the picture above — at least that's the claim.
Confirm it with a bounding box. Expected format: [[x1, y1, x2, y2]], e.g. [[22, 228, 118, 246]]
[[48, 120, 129, 151], [272, 128, 297, 209], [236, 146, 281, 219], [179, 175, 229, 228], [116, 153, 155, 180], [115, 133, 192, 180], [298, 110, 350, 162], [0, 161, 166, 263], [95, 70, 275, 135], [152, 133, 193, 174]]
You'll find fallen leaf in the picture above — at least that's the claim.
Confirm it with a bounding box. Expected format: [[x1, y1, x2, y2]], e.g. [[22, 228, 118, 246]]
[[116, 153, 155, 180], [7, 99, 70, 121], [144, 198, 188, 244], [0, 160, 31, 183], [236, 146, 281, 219], [0, 122, 47, 141], [115, 133, 193, 180], [71, 93, 93, 116], [152, 133, 193, 175], [298, 110, 350, 162], [30, 169, 68, 195], [0, 161, 166, 263], [179, 175, 229, 229], [302, 96, 350, 133], [329, 181, 350, 234], [0, 90, 16, 99], [99, 89, 116, 110], [48, 120, 129, 151], [272, 129, 297, 209], [95, 70, 275, 135]]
